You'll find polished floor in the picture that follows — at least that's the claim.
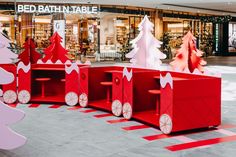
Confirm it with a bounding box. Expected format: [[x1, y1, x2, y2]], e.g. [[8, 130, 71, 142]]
[[0, 59, 236, 157]]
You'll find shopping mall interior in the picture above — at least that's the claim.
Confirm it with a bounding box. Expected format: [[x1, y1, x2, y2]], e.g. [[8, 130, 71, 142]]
[[0, 1, 236, 157], [0, 0, 236, 62]]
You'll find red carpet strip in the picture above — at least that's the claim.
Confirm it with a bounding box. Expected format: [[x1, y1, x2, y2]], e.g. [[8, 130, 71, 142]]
[[28, 104, 40, 108], [143, 124, 236, 141], [67, 106, 81, 110], [80, 109, 97, 113], [8, 104, 17, 108], [166, 135, 236, 151], [107, 118, 128, 124], [94, 113, 113, 118], [122, 124, 150, 131], [49, 104, 62, 109]]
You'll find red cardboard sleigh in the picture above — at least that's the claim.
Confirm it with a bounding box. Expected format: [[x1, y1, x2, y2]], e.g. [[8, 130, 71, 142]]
[[0, 63, 221, 134], [78, 66, 124, 116], [122, 67, 221, 134], [21, 61, 89, 106], [0, 64, 17, 104], [1, 60, 89, 106]]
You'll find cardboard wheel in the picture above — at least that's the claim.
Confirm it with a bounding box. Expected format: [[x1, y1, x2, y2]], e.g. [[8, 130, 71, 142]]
[[159, 114, 172, 134], [3, 90, 17, 104], [18, 90, 31, 104], [111, 100, 122, 116], [65, 92, 78, 106], [122, 102, 132, 120], [0, 88, 3, 97], [79, 93, 88, 107]]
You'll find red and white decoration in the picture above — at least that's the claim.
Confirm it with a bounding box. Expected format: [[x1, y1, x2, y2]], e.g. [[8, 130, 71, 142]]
[[170, 31, 207, 73], [79, 93, 88, 107], [122, 102, 132, 120], [111, 100, 122, 116], [159, 114, 173, 134], [126, 15, 166, 69]]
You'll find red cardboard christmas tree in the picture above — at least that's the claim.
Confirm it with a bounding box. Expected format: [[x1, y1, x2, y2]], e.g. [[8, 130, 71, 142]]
[[170, 31, 206, 73], [42, 32, 69, 63], [18, 38, 41, 65]]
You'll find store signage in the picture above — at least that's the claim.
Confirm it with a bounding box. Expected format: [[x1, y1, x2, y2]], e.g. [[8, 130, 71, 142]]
[[17, 5, 98, 14]]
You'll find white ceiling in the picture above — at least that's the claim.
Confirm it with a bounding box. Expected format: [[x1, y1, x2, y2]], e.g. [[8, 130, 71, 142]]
[[1, 0, 236, 16]]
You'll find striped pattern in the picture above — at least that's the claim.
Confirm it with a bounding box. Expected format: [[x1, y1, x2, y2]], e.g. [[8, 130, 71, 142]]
[[94, 113, 113, 118], [11, 103, 236, 152], [107, 118, 128, 124], [122, 124, 150, 131], [166, 135, 236, 151], [80, 109, 97, 113]]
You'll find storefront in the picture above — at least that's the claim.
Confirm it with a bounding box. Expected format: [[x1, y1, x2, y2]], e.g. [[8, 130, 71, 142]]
[[160, 11, 215, 58], [0, 2, 156, 61], [228, 21, 236, 53], [0, 2, 233, 61]]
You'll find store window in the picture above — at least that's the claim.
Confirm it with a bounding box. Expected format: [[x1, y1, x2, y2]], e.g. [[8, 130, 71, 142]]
[[0, 14, 14, 40], [10, 3, 99, 61], [99, 12, 154, 60], [100, 12, 130, 57], [34, 15, 52, 49], [228, 22, 236, 53], [163, 17, 214, 58], [1, 3, 156, 61]]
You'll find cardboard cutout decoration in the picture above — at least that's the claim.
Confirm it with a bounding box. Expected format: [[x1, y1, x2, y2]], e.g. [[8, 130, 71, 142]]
[[126, 15, 166, 69], [170, 31, 207, 73], [18, 38, 41, 65], [42, 32, 70, 63], [0, 67, 27, 150], [0, 31, 18, 64]]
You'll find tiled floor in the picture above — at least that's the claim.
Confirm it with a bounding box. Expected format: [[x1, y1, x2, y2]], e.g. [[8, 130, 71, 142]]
[[0, 63, 236, 157]]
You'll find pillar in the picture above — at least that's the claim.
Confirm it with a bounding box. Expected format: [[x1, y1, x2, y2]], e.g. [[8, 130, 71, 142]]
[[154, 10, 164, 39]]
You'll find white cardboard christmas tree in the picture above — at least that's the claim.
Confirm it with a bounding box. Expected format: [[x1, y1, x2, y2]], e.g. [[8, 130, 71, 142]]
[[126, 15, 166, 69], [0, 24, 18, 64], [0, 67, 27, 150]]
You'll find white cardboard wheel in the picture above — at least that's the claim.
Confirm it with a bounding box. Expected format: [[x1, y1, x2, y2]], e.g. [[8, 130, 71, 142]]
[[111, 100, 122, 116], [3, 90, 17, 104], [79, 93, 88, 107], [159, 114, 173, 134], [0, 88, 3, 97], [122, 102, 132, 119], [18, 90, 31, 104], [65, 92, 78, 106]]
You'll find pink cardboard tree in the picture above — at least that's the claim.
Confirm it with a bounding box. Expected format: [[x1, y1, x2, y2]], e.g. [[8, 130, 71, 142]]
[[0, 67, 27, 150], [170, 31, 207, 73], [126, 15, 166, 69], [42, 32, 70, 63], [0, 31, 18, 64], [18, 38, 41, 65]]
